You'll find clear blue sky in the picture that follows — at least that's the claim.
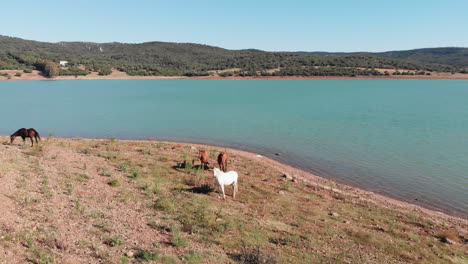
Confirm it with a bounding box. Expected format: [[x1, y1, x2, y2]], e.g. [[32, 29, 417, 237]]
[[1, 0, 467, 52]]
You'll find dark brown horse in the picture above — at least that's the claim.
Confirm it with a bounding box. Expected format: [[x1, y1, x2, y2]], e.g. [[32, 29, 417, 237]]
[[10, 128, 41, 147], [217, 152, 228, 172]]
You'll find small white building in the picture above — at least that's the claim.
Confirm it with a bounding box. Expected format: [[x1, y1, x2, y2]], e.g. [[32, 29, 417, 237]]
[[59, 61, 68, 66]]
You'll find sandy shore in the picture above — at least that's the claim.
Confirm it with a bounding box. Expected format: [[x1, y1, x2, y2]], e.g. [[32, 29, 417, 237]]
[[1, 69, 468, 81]]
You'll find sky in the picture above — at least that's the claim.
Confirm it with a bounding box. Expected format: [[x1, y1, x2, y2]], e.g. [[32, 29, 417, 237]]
[[1, 0, 467, 52]]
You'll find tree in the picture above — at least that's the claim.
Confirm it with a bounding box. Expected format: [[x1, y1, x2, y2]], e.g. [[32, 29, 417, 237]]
[[44, 60, 59, 77], [35, 59, 59, 77]]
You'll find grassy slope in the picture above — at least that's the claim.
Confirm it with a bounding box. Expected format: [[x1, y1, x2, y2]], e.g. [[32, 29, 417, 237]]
[[0, 137, 466, 264]]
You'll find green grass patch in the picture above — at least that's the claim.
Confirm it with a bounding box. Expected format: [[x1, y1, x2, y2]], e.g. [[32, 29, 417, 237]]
[[154, 197, 176, 212]]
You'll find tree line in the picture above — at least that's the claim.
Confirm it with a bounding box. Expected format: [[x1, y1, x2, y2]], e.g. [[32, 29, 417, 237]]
[[0, 36, 466, 77]]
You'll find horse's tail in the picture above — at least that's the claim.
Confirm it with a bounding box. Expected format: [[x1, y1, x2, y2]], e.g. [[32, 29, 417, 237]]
[[35, 130, 41, 141]]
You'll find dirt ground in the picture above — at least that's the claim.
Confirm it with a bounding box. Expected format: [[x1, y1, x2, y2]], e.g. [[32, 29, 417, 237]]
[[0, 137, 466, 263]]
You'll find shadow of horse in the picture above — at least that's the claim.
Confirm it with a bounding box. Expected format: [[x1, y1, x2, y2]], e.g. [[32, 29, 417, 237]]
[[183, 184, 214, 194]]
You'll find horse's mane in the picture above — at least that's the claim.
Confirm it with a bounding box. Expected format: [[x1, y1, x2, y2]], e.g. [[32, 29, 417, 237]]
[[11, 128, 26, 136]]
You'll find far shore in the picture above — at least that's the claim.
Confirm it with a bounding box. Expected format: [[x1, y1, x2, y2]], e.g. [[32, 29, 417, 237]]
[[1, 69, 468, 81]]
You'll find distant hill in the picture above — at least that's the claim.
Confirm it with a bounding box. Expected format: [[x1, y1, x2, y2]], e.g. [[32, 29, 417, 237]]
[[292, 48, 468, 67], [0, 35, 466, 77]]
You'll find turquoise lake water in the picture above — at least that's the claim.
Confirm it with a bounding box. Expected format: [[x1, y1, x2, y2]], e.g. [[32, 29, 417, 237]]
[[0, 79, 467, 217]]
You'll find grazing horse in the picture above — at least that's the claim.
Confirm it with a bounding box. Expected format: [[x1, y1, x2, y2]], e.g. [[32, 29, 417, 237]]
[[217, 152, 228, 172], [198, 150, 210, 169], [213, 167, 238, 200], [10, 128, 41, 147]]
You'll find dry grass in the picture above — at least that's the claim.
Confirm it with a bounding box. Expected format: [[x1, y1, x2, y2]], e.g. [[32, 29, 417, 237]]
[[0, 136, 466, 263]]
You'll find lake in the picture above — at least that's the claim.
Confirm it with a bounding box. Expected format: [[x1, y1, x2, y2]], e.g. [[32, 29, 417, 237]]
[[0, 79, 467, 217]]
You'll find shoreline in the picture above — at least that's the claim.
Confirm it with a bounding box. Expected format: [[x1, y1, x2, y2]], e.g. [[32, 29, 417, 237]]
[[149, 136, 467, 218], [155, 139, 468, 222], [1, 69, 468, 81], [4, 134, 465, 222]]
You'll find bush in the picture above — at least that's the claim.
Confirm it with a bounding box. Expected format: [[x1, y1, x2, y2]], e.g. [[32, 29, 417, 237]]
[[135, 249, 158, 261], [59, 67, 88, 76], [23, 68, 33, 73], [98, 68, 112, 75], [130, 168, 141, 179], [170, 226, 188, 247], [103, 236, 122, 247], [183, 71, 210, 77], [219, 71, 234, 77], [15, 72, 22, 77]]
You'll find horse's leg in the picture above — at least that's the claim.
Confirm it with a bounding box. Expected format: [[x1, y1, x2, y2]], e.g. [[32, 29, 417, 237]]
[[217, 185, 222, 199], [35, 135, 39, 143], [30, 137, 34, 147], [233, 183, 236, 199], [221, 185, 226, 200]]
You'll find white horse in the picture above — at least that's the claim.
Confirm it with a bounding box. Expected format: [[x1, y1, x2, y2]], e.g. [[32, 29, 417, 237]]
[[213, 167, 239, 200]]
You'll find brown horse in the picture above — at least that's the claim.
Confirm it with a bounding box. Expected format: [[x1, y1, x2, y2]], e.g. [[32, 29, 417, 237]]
[[217, 152, 228, 172], [10, 128, 41, 147], [198, 150, 210, 170]]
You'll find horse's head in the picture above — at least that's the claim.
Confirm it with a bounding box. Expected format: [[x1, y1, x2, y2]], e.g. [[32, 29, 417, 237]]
[[10, 135, 15, 144]]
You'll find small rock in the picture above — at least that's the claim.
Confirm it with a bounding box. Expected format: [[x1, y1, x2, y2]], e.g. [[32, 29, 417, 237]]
[[328, 212, 339, 217], [292, 178, 298, 183], [126, 251, 134, 257], [278, 191, 285, 195], [275, 152, 282, 156], [282, 173, 293, 180], [441, 237, 456, 245], [344, 220, 350, 224], [190, 146, 197, 150]]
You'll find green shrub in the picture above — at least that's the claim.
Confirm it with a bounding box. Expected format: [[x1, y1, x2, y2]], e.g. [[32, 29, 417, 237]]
[[104, 236, 123, 247], [135, 249, 158, 261], [119, 163, 130, 172], [130, 167, 141, 179], [98, 68, 113, 75], [170, 226, 188, 248]]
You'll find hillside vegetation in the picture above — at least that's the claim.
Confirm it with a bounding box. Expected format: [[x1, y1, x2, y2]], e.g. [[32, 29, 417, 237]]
[[1, 35, 466, 78], [293, 48, 468, 68], [0, 137, 466, 263]]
